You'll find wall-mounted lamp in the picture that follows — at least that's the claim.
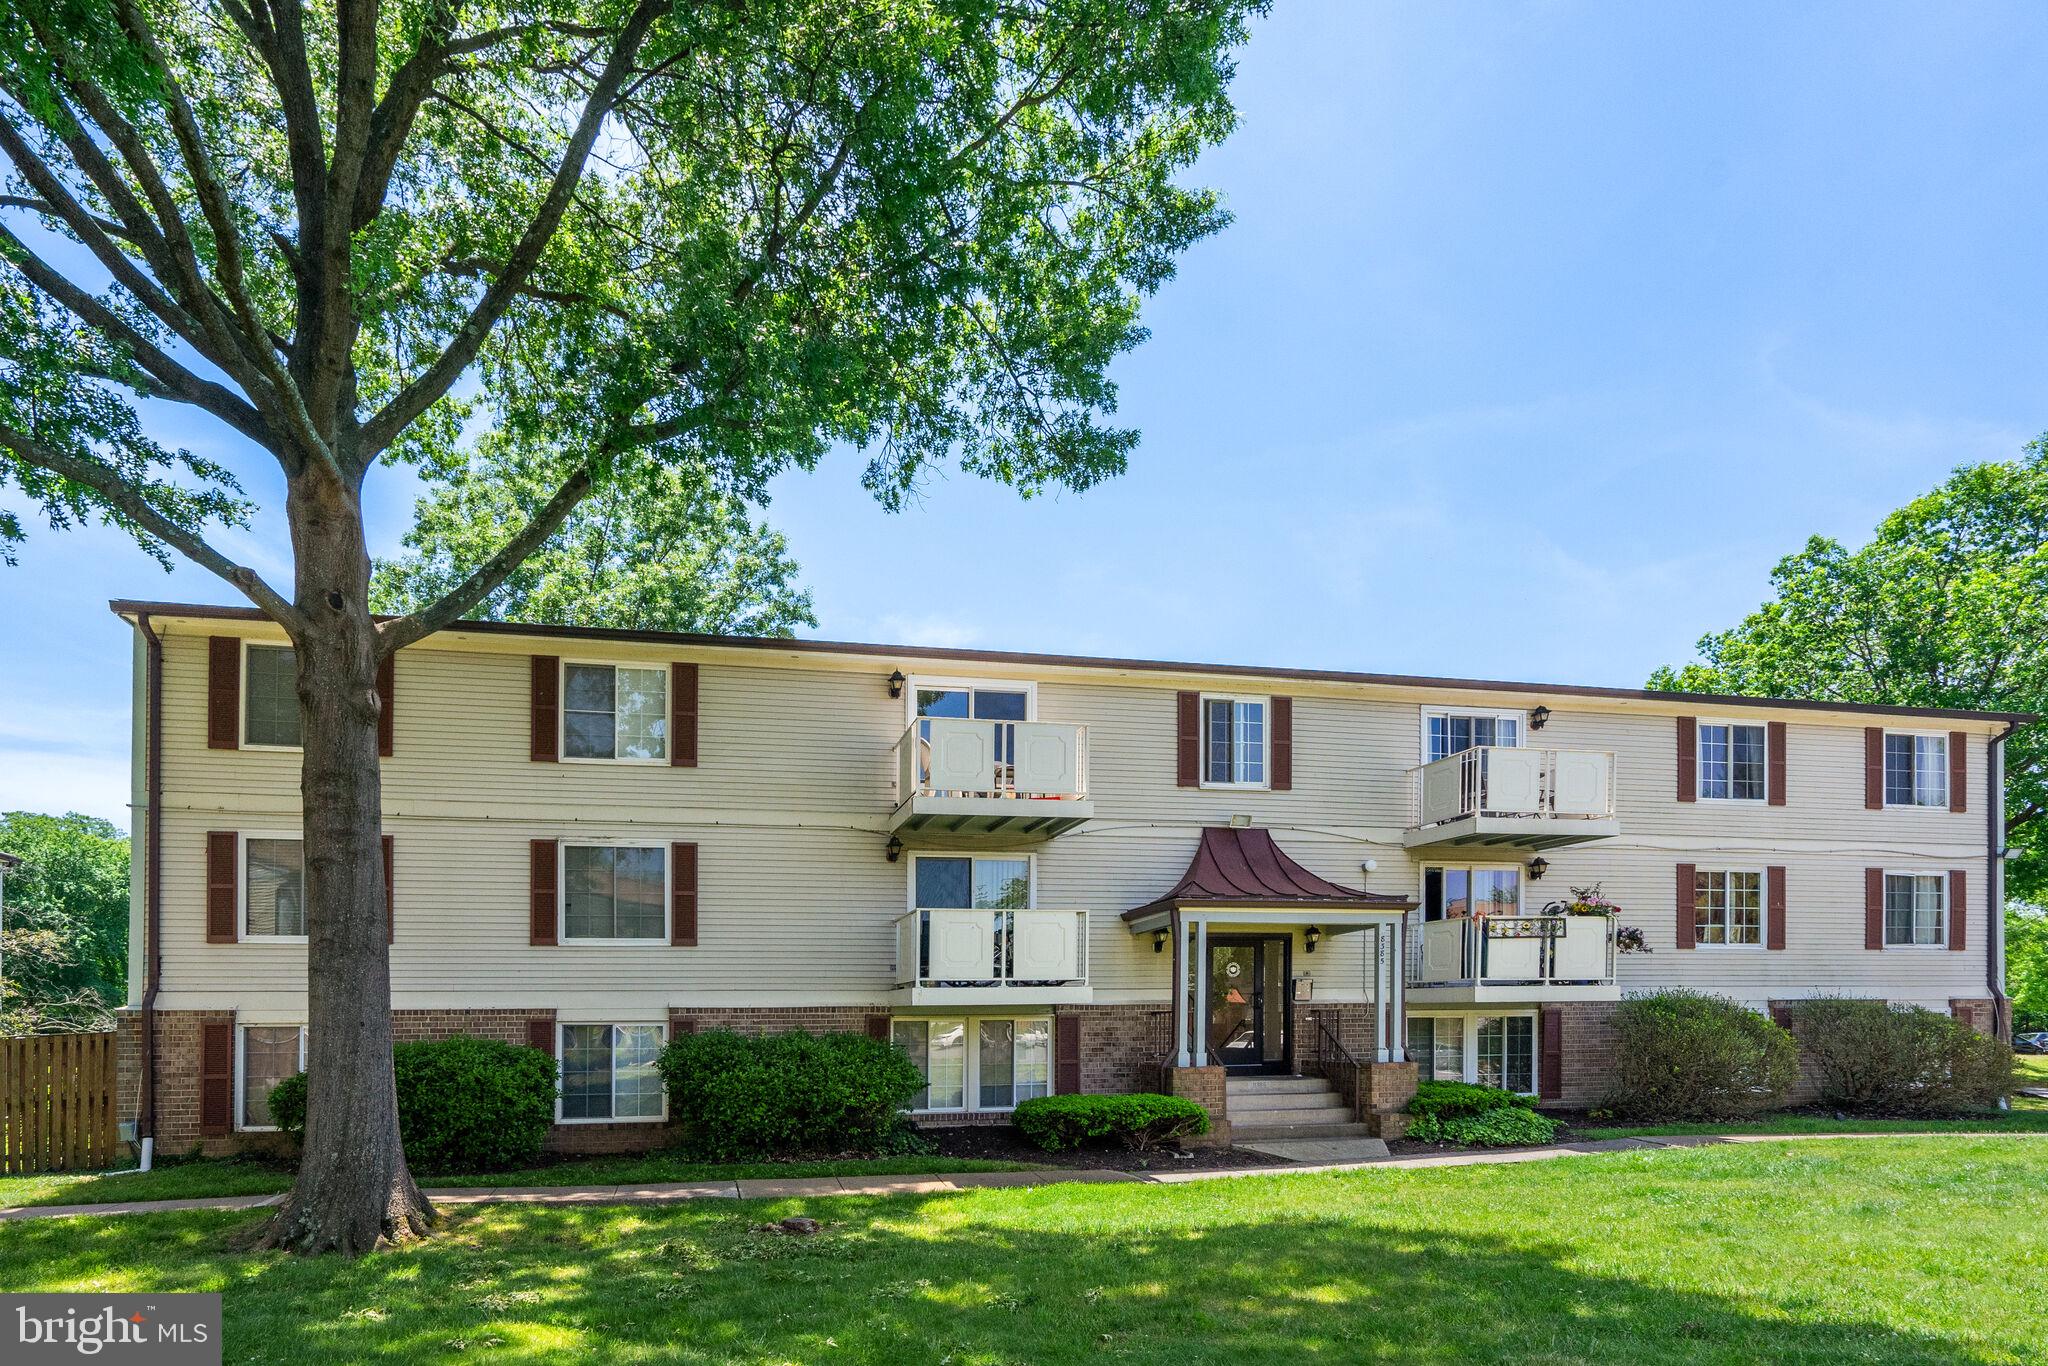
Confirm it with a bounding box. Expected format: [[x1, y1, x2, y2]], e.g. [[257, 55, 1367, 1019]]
[[1361, 858, 1379, 875], [887, 669, 906, 699], [885, 835, 904, 863], [1528, 855, 1549, 881], [1153, 928, 1169, 954], [1530, 705, 1552, 730], [1304, 925, 1322, 954]]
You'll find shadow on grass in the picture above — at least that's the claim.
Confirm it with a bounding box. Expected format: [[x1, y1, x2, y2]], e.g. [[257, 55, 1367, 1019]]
[[0, 1192, 2009, 1364]]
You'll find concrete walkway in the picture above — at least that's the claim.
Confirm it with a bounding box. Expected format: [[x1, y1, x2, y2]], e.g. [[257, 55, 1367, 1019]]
[[3, 1130, 2040, 1224]]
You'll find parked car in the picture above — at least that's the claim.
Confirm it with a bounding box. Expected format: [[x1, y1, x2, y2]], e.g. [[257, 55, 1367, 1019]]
[[2015, 1032, 2048, 1055]]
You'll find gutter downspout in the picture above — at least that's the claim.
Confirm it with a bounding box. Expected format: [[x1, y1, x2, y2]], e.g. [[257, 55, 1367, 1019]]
[[137, 612, 164, 1168], [1988, 721, 2018, 1043]]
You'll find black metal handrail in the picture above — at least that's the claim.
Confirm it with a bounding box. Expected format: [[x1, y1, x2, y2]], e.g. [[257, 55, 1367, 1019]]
[[1305, 1009, 1366, 1121]]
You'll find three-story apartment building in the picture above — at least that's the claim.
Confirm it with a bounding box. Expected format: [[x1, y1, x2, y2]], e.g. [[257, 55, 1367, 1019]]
[[109, 600, 2019, 1152]]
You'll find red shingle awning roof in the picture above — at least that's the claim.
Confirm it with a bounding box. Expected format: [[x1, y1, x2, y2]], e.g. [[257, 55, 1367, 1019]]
[[1121, 827, 1414, 923]]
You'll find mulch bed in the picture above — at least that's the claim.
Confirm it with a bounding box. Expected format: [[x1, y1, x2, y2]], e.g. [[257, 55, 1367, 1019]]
[[918, 1123, 1284, 1172]]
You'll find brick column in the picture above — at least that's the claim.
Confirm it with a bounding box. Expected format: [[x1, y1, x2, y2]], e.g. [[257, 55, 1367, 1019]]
[[1360, 1060, 1419, 1138], [1158, 1064, 1230, 1147]]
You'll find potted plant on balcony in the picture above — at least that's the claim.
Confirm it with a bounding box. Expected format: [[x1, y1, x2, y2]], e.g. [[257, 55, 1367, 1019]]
[[1552, 882, 1649, 954]]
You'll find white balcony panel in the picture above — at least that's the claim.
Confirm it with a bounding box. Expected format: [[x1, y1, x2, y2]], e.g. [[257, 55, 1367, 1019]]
[[1408, 913, 1618, 1004], [927, 718, 997, 792], [1012, 723, 1080, 796], [1551, 751, 1613, 817], [1406, 746, 1619, 850], [1422, 921, 1464, 980], [1011, 908, 1080, 980], [1485, 747, 1544, 814], [1553, 914, 1610, 979], [926, 909, 996, 979], [891, 719, 1092, 839]]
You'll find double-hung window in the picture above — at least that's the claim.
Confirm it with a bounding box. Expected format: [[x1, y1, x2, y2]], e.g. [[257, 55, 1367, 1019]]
[[243, 837, 306, 939], [1698, 721, 1766, 801], [1203, 695, 1267, 786], [891, 1016, 1051, 1112], [1694, 869, 1763, 946], [1884, 734, 1949, 808], [1424, 711, 1520, 763], [244, 644, 300, 748], [563, 663, 668, 761], [1883, 873, 1947, 947], [238, 1024, 306, 1130], [559, 1023, 666, 1121], [1408, 1014, 1535, 1093], [563, 844, 667, 941]]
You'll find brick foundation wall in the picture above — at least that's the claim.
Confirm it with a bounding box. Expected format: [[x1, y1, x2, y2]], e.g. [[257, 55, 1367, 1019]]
[[1158, 1064, 1230, 1146], [1060, 1004, 1172, 1095]]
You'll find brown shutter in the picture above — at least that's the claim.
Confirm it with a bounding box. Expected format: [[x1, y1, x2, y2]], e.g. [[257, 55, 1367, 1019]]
[[1766, 722, 1787, 806], [1768, 1002, 1794, 1031], [1864, 728, 1884, 809], [1766, 865, 1787, 950], [1055, 1012, 1083, 1094], [529, 839, 558, 946], [1675, 717, 1696, 802], [1538, 1006, 1563, 1101], [1674, 862, 1696, 949], [526, 1017, 555, 1057], [207, 636, 240, 749], [670, 1014, 698, 1037], [1865, 867, 1885, 949], [376, 651, 395, 758], [866, 1015, 892, 1042], [206, 831, 238, 943], [1948, 732, 1967, 813], [1175, 691, 1200, 787], [1269, 696, 1293, 791], [530, 655, 559, 762], [670, 842, 698, 947], [670, 662, 698, 768], [198, 1017, 235, 1136], [1948, 869, 1967, 951], [382, 834, 395, 945]]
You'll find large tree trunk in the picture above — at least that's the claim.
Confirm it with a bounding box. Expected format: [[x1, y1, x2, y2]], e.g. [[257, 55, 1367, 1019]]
[[259, 472, 434, 1254]]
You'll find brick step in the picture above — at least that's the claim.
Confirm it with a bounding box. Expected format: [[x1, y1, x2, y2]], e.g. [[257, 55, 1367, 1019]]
[[1228, 1099, 1353, 1124], [1230, 1121, 1380, 1142], [1224, 1075, 1333, 1096]]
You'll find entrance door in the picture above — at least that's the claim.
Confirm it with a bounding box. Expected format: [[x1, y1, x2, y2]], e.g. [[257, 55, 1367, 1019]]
[[1206, 935, 1291, 1072]]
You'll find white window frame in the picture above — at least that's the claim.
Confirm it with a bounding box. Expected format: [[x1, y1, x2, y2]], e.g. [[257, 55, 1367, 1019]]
[[906, 851, 1039, 913], [1695, 717, 1769, 803], [1418, 707, 1524, 764], [902, 675, 1038, 727], [559, 658, 670, 765], [1406, 1010, 1539, 1095], [1199, 692, 1271, 790], [1882, 730, 1951, 809], [557, 840, 671, 946], [240, 640, 302, 752], [1419, 862, 1526, 921], [1692, 866, 1768, 950], [1881, 869, 1949, 950], [553, 1021, 669, 1124], [890, 1014, 1055, 1114], [234, 1022, 307, 1132], [239, 831, 308, 943]]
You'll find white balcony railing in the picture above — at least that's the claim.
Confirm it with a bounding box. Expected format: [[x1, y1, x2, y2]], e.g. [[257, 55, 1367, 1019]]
[[1411, 913, 1615, 988], [894, 908, 1089, 988], [1412, 746, 1615, 828], [896, 718, 1089, 803]]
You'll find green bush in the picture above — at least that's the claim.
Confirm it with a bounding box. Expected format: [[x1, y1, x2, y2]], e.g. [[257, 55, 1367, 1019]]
[[1794, 997, 2015, 1115], [655, 1028, 925, 1159], [1604, 990, 1798, 1121], [1408, 1079, 1535, 1120], [265, 1035, 558, 1172], [1406, 1106, 1559, 1147], [1012, 1093, 1210, 1152]]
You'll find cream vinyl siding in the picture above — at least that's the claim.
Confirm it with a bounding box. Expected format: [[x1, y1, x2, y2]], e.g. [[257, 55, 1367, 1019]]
[[134, 621, 1994, 1018]]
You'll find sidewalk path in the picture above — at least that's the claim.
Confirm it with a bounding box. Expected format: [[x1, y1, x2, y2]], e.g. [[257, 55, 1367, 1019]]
[[3, 1130, 2040, 1224]]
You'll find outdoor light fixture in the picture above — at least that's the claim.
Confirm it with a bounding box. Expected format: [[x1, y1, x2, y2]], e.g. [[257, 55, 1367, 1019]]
[[1530, 705, 1552, 730], [1529, 856, 1549, 880], [1153, 928, 1169, 954], [885, 835, 904, 863], [887, 669, 906, 699], [1304, 925, 1322, 954]]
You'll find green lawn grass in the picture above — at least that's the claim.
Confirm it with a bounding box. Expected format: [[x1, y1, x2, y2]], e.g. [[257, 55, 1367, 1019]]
[[2016, 1053, 2048, 1086], [2, 1138, 2041, 1363], [1576, 1104, 2048, 1140], [0, 1152, 1025, 1212]]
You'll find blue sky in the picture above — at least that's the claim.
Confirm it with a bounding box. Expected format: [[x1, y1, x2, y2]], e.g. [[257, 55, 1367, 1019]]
[[5, 1, 2046, 830]]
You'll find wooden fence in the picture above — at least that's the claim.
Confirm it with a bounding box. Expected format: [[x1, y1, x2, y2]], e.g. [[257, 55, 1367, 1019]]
[[1, 1032, 119, 1173]]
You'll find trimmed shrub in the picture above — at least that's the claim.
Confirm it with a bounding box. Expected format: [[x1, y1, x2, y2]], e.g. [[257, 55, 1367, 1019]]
[[1604, 990, 1797, 1121], [1406, 1106, 1558, 1147], [1794, 997, 2015, 1115], [266, 1035, 557, 1172], [655, 1028, 925, 1159], [1407, 1079, 1535, 1121], [1012, 1094, 1210, 1152]]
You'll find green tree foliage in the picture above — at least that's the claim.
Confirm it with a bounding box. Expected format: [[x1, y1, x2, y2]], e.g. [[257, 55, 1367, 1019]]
[[1650, 438, 2048, 899], [2009, 906, 2048, 1034], [0, 812, 129, 1034], [372, 453, 815, 634]]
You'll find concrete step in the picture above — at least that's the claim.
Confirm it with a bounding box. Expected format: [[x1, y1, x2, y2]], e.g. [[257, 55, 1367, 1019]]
[[1230, 1120, 1379, 1142], [1229, 1101, 1353, 1125], [1224, 1075, 1332, 1096], [1227, 1091, 1348, 1113]]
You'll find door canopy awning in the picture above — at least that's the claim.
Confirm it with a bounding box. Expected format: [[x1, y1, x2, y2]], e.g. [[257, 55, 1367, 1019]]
[[1121, 827, 1415, 933]]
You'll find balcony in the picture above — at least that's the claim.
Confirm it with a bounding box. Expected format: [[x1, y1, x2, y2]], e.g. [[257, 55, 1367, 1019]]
[[893, 908, 1092, 1006], [1408, 912, 1618, 1004], [890, 718, 1092, 838], [1405, 746, 1619, 850]]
